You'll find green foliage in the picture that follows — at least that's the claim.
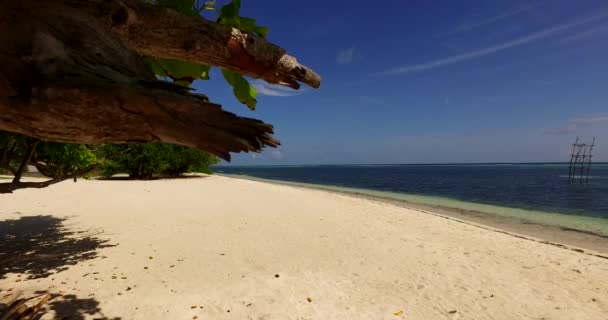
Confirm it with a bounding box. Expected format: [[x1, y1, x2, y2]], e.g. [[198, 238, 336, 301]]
[[145, 0, 264, 109], [35, 143, 97, 178], [156, 0, 216, 15], [0, 131, 97, 178], [144, 57, 210, 87], [216, 0, 268, 37], [0, 132, 27, 172], [156, 0, 198, 16], [2, 0, 268, 185], [221, 69, 257, 110], [99, 144, 219, 179]]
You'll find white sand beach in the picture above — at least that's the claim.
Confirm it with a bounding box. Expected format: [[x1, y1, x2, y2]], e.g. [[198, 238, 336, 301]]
[[1, 175, 607, 319]]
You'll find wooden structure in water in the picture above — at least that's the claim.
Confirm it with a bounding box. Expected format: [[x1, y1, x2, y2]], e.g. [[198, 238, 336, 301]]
[[568, 137, 595, 184]]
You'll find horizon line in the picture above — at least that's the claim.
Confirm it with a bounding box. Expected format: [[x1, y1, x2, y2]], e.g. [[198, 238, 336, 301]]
[[215, 161, 608, 167]]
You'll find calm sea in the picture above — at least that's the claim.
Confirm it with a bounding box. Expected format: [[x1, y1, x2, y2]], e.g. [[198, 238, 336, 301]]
[[215, 164, 608, 235]]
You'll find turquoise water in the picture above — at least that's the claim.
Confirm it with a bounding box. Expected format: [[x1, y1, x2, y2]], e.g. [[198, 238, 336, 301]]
[[216, 164, 608, 236]]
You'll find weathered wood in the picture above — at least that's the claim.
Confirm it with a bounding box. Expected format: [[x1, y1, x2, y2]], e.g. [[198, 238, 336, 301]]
[[0, 0, 283, 160], [68, 0, 321, 89], [0, 85, 279, 161]]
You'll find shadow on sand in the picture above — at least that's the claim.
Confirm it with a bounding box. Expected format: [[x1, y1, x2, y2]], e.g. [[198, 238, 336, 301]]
[[0, 292, 122, 320], [0, 215, 120, 319], [0, 215, 115, 279]]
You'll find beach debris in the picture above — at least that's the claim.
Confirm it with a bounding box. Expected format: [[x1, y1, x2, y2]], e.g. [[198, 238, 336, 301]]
[[571, 269, 582, 274], [144, 267, 149, 270], [227, 309, 231, 313], [191, 305, 197, 309], [170, 265, 175, 268], [394, 310, 403, 316], [121, 276, 127, 279], [306, 297, 312, 303], [126, 287, 132, 291], [193, 317, 198, 320], [246, 303, 253, 307], [111, 276, 117, 279], [274, 274, 280, 278], [0, 294, 51, 319], [149, 256, 154, 259], [448, 310, 457, 314]]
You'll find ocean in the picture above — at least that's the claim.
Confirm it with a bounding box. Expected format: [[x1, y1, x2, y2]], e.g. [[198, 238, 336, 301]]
[[215, 163, 608, 236]]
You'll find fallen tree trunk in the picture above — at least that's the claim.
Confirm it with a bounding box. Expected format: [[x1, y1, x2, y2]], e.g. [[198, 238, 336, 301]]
[[72, 0, 322, 89], [0, 85, 278, 161], [0, 0, 320, 161]]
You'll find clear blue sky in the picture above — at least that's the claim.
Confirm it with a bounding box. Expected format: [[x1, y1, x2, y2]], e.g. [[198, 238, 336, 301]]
[[193, 0, 608, 165]]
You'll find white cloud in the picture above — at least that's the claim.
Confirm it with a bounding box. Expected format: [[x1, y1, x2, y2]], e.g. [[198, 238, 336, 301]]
[[441, 4, 539, 37], [552, 24, 608, 46], [336, 47, 355, 64], [573, 115, 608, 126], [252, 80, 304, 97], [379, 12, 608, 76], [545, 114, 608, 135]]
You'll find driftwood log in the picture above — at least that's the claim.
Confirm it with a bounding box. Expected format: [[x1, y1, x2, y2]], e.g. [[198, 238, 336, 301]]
[[0, 0, 321, 160]]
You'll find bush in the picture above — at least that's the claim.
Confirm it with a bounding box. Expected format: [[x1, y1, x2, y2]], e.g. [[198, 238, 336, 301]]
[[99, 143, 219, 179], [34, 143, 98, 178]]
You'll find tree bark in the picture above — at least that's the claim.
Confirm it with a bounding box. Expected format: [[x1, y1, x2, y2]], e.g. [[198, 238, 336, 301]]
[[0, 0, 305, 160], [12, 140, 39, 184], [0, 85, 279, 161], [69, 0, 321, 89], [0, 169, 90, 194]]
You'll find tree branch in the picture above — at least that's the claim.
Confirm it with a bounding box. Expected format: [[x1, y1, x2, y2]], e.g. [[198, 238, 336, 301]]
[[0, 0, 316, 159], [67, 0, 321, 89], [12, 140, 39, 183], [0, 144, 133, 193], [0, 84, 279, 161]]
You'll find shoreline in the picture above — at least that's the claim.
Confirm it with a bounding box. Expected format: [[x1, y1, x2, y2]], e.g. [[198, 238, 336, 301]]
[[219, 174, 608, 256]]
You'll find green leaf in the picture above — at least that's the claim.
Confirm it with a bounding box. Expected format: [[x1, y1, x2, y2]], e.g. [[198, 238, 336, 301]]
[[144, 57, 210, 86], [217, 0, 268, 38], [254, 26, 269, 38], [143, 57, 167, 76], [218, 0, 240, 18], [157, 0, 198, 16], [221, 69, 257, 110]]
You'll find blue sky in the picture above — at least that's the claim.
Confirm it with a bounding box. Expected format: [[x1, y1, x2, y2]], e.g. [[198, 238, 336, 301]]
[[194, 0, 608, 165]]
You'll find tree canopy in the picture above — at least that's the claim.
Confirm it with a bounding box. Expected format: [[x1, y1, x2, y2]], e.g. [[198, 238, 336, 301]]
[[0, 0, 321, 192]]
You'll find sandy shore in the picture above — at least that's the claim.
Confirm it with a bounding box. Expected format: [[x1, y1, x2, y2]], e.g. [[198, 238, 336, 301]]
[[1, 175, 607, 319]]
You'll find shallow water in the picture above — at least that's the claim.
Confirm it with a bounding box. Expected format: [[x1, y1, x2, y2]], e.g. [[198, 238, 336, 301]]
[[215, 164, 608, 235]]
